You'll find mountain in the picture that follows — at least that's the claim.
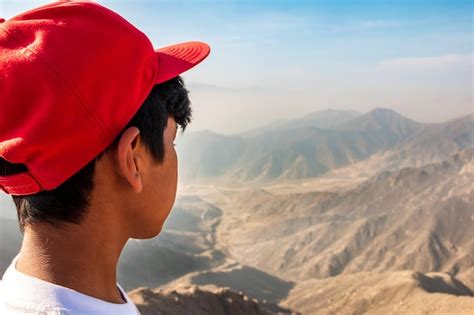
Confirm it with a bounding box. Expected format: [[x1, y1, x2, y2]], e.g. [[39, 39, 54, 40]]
[[281, 271, 473, 315], [178, 108, 425, 183], [154, 148, 474, 314], [128, 285, 292, 315], [396, 113, 473, 158], [162, 263, 296, 305], [211, 150, 474, 287], [335, 107, 422, 145], [225, 126, 395, 182], [327, 113, 474, 179]]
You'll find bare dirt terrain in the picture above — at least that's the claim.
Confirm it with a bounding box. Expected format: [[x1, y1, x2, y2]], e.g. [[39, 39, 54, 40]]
[[155, 150, 473, 314]]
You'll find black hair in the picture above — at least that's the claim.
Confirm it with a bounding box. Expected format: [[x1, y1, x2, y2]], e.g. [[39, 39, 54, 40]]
[[0, 76, 191, 232]]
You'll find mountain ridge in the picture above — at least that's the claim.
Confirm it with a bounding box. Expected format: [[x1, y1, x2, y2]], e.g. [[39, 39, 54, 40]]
[[178, 108, 472, 184]]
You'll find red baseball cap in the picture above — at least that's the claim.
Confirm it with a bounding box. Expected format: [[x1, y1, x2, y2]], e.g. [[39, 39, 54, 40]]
[[0, 1, 210, 196]]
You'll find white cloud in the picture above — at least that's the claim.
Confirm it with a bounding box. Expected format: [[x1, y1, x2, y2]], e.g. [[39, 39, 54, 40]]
[[376, 53, 474, 72]]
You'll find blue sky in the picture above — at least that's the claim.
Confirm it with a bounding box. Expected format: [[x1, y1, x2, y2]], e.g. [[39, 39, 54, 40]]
[[1, 0, 472, 133]]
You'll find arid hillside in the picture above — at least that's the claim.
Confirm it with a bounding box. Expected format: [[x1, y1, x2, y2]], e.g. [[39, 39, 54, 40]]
[[162, 148, 473, 314], [128, 111, 473, 314], [210, 150, 473, 284], [129, 285, 291, 315], [281, 271, 473, 314]]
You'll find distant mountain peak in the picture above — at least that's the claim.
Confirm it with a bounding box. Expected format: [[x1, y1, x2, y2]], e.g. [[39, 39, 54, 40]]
[[337, 107, 422, 135], [368, 107, 412, 120], [371, 107, 396, 113]]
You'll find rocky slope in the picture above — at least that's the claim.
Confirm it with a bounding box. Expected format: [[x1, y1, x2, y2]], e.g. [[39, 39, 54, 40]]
[[212, 150, 474, 286], [326, 113, 473, 178], [129, 285, 292, 315], [281, 271, 473, 314]]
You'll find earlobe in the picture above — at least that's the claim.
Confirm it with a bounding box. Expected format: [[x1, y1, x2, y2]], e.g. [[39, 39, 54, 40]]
[[117, 127, 143, 193]]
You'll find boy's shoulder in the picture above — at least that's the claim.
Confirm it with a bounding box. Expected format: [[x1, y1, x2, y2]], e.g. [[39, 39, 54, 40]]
[[0, 276, 71, 314], [0, 257, 140, 315]]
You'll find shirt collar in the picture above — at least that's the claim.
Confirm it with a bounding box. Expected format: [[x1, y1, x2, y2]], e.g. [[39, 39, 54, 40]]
[[1, 255, 140, 315]]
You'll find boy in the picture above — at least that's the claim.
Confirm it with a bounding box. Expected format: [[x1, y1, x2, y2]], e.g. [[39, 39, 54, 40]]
[[0, 1, 210, 314]]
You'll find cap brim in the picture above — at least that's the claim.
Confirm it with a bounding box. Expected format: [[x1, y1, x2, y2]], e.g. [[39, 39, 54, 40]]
[[154, 41, 210, 84]]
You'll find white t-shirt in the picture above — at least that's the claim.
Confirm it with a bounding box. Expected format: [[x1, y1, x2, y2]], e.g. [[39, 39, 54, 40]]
[[0, 255, 141, 315]]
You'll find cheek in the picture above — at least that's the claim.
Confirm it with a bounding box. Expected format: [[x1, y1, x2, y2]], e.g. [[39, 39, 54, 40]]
[[168, 147, 178, 197], [171, 147, 178, 179], [160, 144, 177, 178], [155, 146, 178, 208]]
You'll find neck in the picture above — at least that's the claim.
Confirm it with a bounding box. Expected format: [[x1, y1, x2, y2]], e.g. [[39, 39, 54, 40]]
[[16, 219, 128, 304]]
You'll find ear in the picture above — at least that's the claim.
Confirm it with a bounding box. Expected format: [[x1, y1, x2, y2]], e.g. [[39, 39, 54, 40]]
[[116, 127, 143, 193]]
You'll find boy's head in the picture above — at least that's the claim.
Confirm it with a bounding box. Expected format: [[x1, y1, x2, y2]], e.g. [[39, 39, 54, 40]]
[[0, 1, 210, 238], [1, 76, 190, 238]]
